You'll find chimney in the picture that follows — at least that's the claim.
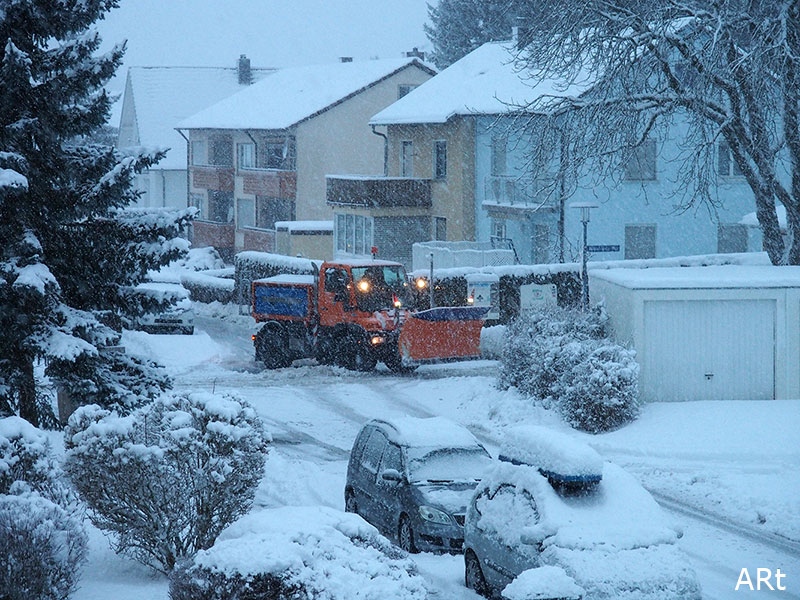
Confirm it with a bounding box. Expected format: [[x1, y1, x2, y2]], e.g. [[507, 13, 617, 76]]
[[339, 56, 353, 63], [405, 47, 425, 61], [513, 19, 533, 51], [238, 54, 252, 85]]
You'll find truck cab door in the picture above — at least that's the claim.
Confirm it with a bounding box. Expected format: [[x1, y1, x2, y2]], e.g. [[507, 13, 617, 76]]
[[320, 267, 353, 327]]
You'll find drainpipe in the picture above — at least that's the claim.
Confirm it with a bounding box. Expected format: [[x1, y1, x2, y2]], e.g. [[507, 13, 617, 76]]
[[176, 128, 190, 208], [245, 130, 258, 166], [370, 125, 388, 176]]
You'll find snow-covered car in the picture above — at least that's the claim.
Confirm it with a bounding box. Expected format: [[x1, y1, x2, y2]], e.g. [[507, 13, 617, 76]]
[[133, 282, 194, 335], [463, 426, 701, 600], [345, 416, 493, 554]]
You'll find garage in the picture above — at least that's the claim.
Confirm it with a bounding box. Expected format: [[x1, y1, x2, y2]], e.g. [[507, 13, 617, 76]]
[[589, 265, 800, 403]]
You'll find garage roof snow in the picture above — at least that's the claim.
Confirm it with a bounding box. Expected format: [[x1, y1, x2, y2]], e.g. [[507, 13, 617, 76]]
[[590, 265, 800, 289]]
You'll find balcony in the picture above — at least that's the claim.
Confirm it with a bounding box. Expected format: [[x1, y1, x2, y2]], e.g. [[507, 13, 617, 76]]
[[483, 176, 558, 212], [326, 175, 431, 209], [241, 168, 296, 198], [192, 166, 234, 192]]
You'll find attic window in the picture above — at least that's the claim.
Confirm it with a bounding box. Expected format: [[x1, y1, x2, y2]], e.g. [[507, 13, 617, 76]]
[[398, 84, 418, 99]]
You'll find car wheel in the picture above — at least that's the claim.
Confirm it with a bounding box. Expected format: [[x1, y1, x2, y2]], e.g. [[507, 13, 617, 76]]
[[256, 327, 291, 369], [465, 550, 491, 597], [344, 489, 357, 514], [348, 341, 377, 372], [398, 515, 418, 554]]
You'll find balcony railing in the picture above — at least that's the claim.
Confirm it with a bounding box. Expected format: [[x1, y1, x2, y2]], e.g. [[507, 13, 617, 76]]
[[241, 168, 296, 197], [326, 176, 431, 208], [483, 176, 558, 210], [191, 166, 235, 192]]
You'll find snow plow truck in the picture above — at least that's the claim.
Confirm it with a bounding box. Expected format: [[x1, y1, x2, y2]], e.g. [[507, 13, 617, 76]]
[[251, 259, 487, 371]]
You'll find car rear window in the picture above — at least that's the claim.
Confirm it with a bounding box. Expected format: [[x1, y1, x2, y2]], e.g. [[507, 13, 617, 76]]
[[407, 446, 491, 483]]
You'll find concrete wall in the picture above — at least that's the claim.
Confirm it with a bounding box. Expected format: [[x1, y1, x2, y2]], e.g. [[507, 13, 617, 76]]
[[475, 115, 765, 264], [385, 117, 476, 242], [294, 64, 433, 221]]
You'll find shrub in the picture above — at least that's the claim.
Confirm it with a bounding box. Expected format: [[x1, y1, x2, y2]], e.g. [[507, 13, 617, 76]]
[[499, 304, 639, 432], [181, 271, 235, 303], [561, 342, 641, 433], [64, 392, 270, 573], [169, 506, 428, 600], [0, 489, 87, 600]]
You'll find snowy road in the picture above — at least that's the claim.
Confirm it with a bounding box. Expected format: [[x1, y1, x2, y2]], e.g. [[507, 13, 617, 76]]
[[76, 315, 799, 600]]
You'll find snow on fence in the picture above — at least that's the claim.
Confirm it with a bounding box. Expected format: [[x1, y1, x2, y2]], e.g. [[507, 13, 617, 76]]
[[412, 240, 515, 271]]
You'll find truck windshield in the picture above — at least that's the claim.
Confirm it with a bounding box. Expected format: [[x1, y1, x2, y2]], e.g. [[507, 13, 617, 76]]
[[351, 265, 409, 312]]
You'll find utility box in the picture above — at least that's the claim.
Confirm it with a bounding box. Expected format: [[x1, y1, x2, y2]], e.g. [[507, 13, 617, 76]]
[[466, 273, 499, 320], [520, 283, 557, 314]]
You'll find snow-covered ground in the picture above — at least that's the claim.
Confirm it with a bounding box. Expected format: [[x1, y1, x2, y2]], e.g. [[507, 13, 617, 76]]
[[71, 309, 799, 600]]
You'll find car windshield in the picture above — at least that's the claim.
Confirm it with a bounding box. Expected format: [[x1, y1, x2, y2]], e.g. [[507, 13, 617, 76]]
[[351, 265, 410, 312], [407, 446, 492, 484]]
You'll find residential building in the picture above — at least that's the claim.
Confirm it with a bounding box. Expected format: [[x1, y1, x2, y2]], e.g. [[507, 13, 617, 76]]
[[116, 56, 274, 211], [349, 41, 764, 267], [177, 57, 435, 260]]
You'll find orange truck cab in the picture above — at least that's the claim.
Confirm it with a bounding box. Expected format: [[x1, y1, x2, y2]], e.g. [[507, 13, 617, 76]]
[[252, 259, 487, 371]]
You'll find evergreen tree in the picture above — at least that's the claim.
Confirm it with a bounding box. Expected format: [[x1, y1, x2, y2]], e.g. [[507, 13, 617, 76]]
[[0, 1, 194, 425], [424, 0, 524, 69]]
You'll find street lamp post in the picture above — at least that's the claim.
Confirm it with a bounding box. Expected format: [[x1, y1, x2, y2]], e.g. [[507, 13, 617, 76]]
[[570, 202, 599, 311]]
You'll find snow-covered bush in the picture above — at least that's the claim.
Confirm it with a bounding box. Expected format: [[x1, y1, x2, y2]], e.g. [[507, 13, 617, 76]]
[[169, 506, 428, 600], [181, 271, 235, 304], [0, 416, 73, 506], [0, 489, 87, 600], [561, 343, 640, 433], [64, 392, 270, 573], [0, 417, 86, 600], [499, 304, 640, 432]]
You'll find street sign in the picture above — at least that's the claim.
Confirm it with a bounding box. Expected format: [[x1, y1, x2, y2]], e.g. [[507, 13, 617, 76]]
[[587, 245, 620, 253]]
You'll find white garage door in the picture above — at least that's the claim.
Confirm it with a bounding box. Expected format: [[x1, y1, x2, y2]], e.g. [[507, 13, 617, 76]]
[[642, 299, 775, 401]]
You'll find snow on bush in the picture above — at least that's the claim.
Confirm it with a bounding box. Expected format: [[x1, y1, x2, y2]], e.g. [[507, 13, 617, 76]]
[[64, 392, 270, 573], [499, 305, 640, 432], [169, 506, 428, 600], [480, 324, 506, 359], [0, 417, 87, 600], [181, 271, 235, 303], [561, 343, 640, 433]]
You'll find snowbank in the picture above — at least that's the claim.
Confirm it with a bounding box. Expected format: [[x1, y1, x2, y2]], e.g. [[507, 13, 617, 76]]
[[502, 566, 583, 600]]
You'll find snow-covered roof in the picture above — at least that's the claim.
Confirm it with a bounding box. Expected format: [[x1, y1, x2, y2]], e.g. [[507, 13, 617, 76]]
[[375, 416, 482, 449], [590, 265, 800, 289], [120, 66, 275, 169], [370, 41, 592, 126], [178, 58, 434, 131]]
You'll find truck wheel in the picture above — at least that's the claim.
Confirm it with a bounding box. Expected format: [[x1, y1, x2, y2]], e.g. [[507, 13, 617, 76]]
[[255, 327, 291, 369], [348, 340, 377, 372], [384, 352, 418, 374]]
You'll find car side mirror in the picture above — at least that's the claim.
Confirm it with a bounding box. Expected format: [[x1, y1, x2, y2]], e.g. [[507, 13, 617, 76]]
[[520, 525, 547, 547], [380, 468, 403, 483]]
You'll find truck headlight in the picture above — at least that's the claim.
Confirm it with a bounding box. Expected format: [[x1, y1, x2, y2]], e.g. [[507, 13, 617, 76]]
[[370, 335, 385, 345], [418, 505, 452, 525]]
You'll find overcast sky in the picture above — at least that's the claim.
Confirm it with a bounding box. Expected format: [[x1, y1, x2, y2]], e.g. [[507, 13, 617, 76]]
[[98, 0, 433, 93]]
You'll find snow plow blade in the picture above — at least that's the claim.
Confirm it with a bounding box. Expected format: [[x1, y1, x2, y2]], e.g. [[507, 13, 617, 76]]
[[398, 306, 489, 364]]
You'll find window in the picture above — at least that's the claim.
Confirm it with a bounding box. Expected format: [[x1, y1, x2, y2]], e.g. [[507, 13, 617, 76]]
[[378, 444, 403, 475], [401, 140, 414, 177], [236, 197, 255, 229], [434, 140, 447, 179], [624, 140, 657, 181], [398, 84, 418, 99], [209, 135, 233, 167], [237, 143, 255, 169], [265, 142, 286, 169], [324, 268, 349, 295], [361, 430, 387, 474], [474, 484, 539, 546], [491, 219, 506, 239], [208, 191, 233, 223], [718, 141, 743, 177], [256, 196, 294, 230], [718, 223, 748, 253], [491, 136, 507, 176], [335, 213, 373, 255], [191, 140, 206, 166], [189, 193, 205, 219], [624, 224, 656, 259], [434, 216, 447, 241]]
